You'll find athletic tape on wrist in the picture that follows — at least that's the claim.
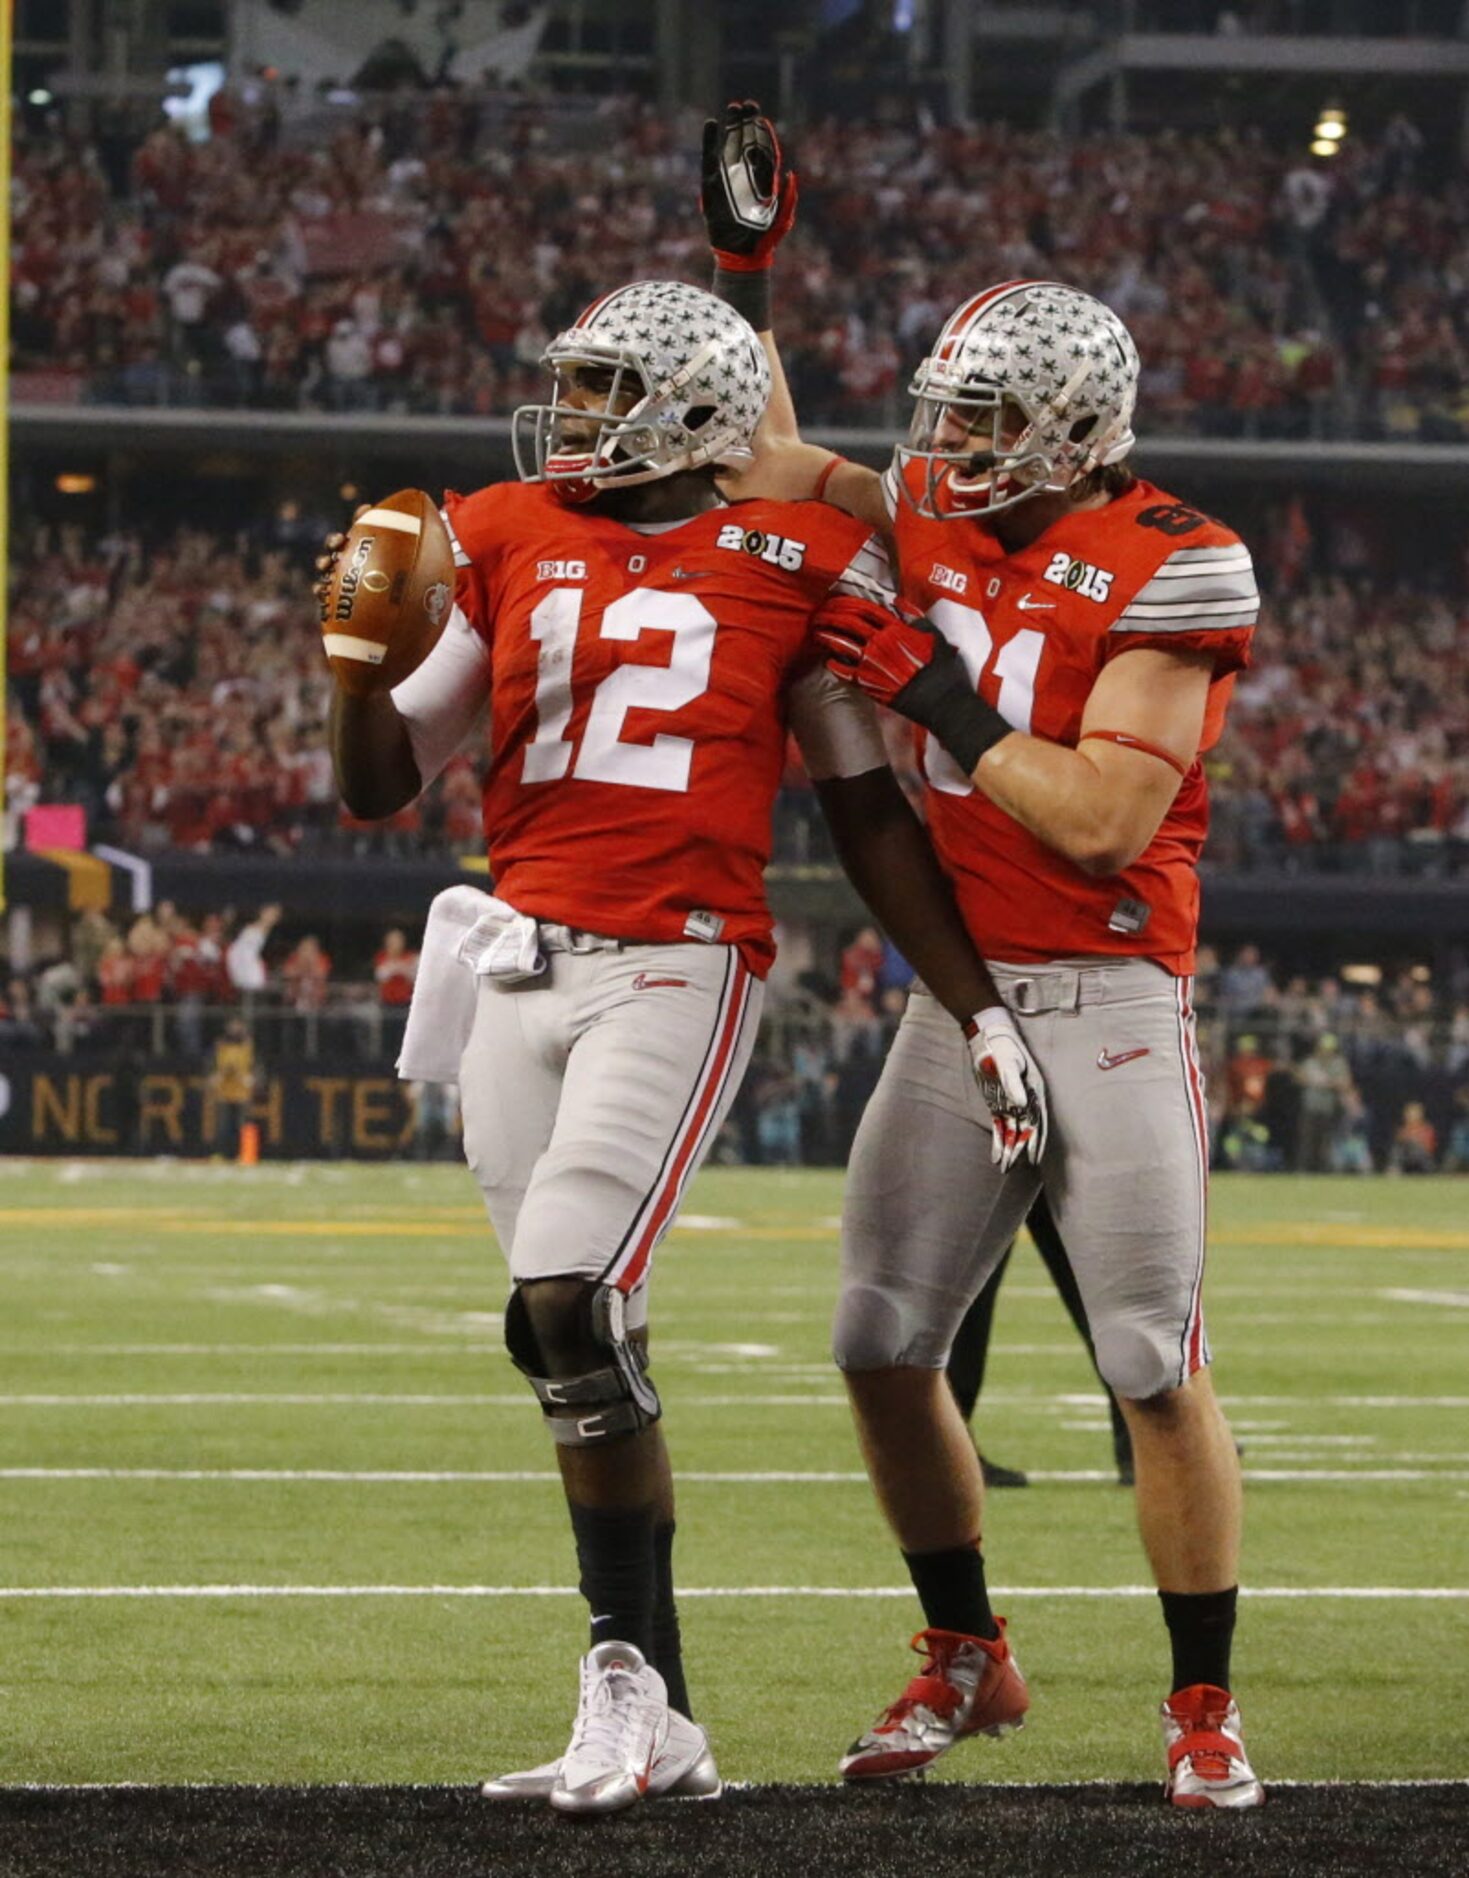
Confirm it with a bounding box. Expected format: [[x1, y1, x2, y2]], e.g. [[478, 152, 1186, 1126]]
[[712, 263, 771, 332]]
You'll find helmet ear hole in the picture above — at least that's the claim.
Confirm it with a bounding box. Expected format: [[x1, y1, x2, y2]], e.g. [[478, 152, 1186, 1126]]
[[1069, 415, 1097, 444], [684, 404, 717, 432]]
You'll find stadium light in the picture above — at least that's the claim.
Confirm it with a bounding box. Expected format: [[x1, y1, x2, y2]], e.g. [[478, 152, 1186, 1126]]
[[54, 474, 97, 495], [1313, 105, 1347, 154], [28, 89, 52, 106]]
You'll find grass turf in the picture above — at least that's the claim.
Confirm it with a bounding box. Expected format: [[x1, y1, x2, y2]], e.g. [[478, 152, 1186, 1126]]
[[0, 1161, 1465, 1796]]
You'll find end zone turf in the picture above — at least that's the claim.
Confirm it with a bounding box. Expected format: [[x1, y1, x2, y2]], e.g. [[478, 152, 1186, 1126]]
[[3, 1784, 1466, 1878]]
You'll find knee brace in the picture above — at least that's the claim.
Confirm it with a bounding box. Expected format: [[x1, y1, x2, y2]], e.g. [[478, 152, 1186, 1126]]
[[504, 1282, 661, 1446]]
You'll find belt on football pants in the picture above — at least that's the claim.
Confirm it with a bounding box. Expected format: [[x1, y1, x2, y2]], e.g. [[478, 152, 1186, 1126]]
[[996, 964, 1136, 1015], [536, 923, 625, 956]]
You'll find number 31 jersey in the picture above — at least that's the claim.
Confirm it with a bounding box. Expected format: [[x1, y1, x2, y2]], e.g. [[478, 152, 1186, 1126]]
[[444, 481, 892, 976], [884, 472, 1259, 974]]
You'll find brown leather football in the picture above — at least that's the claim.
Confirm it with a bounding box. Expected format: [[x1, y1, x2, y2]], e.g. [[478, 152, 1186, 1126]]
[[319, 489, 455, 697]]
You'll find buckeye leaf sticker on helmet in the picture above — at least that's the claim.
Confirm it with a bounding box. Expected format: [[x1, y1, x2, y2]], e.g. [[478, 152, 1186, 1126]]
[[512, 280, 771, 498]]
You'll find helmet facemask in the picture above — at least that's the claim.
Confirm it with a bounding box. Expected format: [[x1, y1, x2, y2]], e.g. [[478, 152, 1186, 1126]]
[[512, 336, 747, 496], [896, 361, 1126, 522], [894, 280, 1140, 523]]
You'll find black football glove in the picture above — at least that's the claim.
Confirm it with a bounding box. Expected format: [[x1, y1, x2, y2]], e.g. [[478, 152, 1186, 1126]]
[[701, 100, 798, 271]]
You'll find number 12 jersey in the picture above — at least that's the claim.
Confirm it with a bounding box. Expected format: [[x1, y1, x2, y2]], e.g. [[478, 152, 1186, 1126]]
[[437, 482, 893, 975]]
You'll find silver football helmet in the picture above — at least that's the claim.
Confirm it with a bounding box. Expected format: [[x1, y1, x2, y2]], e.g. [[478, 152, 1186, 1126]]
[[512, 279, 771, 495], [896, 279, 1140, 520]]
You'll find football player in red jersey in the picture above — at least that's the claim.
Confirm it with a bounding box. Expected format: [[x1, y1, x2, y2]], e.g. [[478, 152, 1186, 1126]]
[[323, 276, 1048, 1815], [704, 105, 1264, 1809]]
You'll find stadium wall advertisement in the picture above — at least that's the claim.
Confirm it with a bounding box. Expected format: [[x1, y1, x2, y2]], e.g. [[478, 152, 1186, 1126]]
[[0, 1056, 422, 1158]]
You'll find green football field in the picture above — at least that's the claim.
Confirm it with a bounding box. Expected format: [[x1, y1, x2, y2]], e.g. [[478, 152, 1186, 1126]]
[[0, 1159, 1465, 1789]]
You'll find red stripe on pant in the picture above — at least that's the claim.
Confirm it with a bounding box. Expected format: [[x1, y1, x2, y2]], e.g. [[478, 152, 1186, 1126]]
[[1178, 974, 1211, 1374], [612, 961, 750, 1295]]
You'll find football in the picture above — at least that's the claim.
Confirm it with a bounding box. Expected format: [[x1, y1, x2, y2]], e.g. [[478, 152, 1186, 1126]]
[[318, 488, 455, 697]]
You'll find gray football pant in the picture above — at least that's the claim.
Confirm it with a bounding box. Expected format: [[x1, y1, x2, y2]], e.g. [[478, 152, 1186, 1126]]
[[836, 958, 1210, 1401], [458, 940, 762, 1317]]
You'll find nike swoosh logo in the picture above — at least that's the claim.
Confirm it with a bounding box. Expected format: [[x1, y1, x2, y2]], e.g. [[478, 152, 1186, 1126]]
[[1097, 1047, 1151, 1071], [1017, 593, 1055, 611]]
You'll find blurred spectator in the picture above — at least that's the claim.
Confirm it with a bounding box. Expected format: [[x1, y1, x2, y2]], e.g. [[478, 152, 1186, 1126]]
[[281, 934, 332, 1012], [227, 904, 282, 999], [1441, 1087, 1469, 1171], [374, 929, 419, 1006], [209, 1016, 256, 1158], [1296, 1033, 1353, 1171], [0, 978, 44, 1050], [1329, 1088, 1375, 1173], [17, 102, 1469, 440], [1220, 945, 1273, 1015], [1388, 1100, 1438, 1173]]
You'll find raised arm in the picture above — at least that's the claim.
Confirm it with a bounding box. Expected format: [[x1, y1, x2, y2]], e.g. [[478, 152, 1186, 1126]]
[[700, 102, 887, 529]]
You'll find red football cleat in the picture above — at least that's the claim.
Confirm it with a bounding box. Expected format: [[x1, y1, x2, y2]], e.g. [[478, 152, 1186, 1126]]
[[839, 1623, 1029, 1781], [1161, 1683, 1265, 1809]]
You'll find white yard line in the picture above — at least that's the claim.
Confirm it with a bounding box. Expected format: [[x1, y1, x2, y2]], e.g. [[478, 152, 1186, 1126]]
[[0, 1584, 1464, 1601], [0, 1467, 1464, 1484], [0, 1390, 1466, 1411]]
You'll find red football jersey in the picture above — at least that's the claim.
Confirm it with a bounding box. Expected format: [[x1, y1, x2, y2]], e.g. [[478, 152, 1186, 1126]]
[[445, 482, 892, 975], [884, 472, 1258, 974]]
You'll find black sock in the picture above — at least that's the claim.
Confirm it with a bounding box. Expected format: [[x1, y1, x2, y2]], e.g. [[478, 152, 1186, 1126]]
[[902, 1543, 999, 1641], [1159, 1587, 1238, 1693], [651, 1520, 692, 1719], [568, 1501, 657, 1661]]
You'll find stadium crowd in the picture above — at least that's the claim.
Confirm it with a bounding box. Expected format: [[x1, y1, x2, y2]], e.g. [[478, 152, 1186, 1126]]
[[3, 904, 1466, 1175], [11, 94, 1466, 439], [8, 503, 1469, 874]]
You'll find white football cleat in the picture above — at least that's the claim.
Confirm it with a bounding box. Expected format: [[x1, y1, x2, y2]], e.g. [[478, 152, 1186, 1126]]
[[480, 1706, 721, 1803], [1161, 1683, 1265, 1809], [546, 1640, 670, 1817]]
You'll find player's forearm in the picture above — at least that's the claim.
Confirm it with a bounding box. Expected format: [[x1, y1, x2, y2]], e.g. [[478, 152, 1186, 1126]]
[[815, 770, 1001, 1022], [975, 736, 1167, 877], [329, 688, 422, 820], [752, 326, 801, 444]]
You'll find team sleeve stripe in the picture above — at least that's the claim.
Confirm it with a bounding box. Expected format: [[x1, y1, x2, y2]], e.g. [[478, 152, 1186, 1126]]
[[1150, 543, 1253, 566], [1109, 609, 1258, 635], [1119, 589, 1262, 619], [827, 532, 898, 606], [1146, 553, 1254, 578], [880, 465, 901, 523], [440, 508, 471, 568], [1131, 575, 1261, 607]]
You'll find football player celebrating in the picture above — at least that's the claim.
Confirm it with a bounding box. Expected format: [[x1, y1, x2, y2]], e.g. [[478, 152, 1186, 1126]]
[[702, 105, 1263, 1808], [320, 278, 1046, 1815]]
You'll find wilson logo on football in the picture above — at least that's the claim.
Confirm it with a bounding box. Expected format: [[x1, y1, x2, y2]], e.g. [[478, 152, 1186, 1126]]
[[332, 536, 374, 622]]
